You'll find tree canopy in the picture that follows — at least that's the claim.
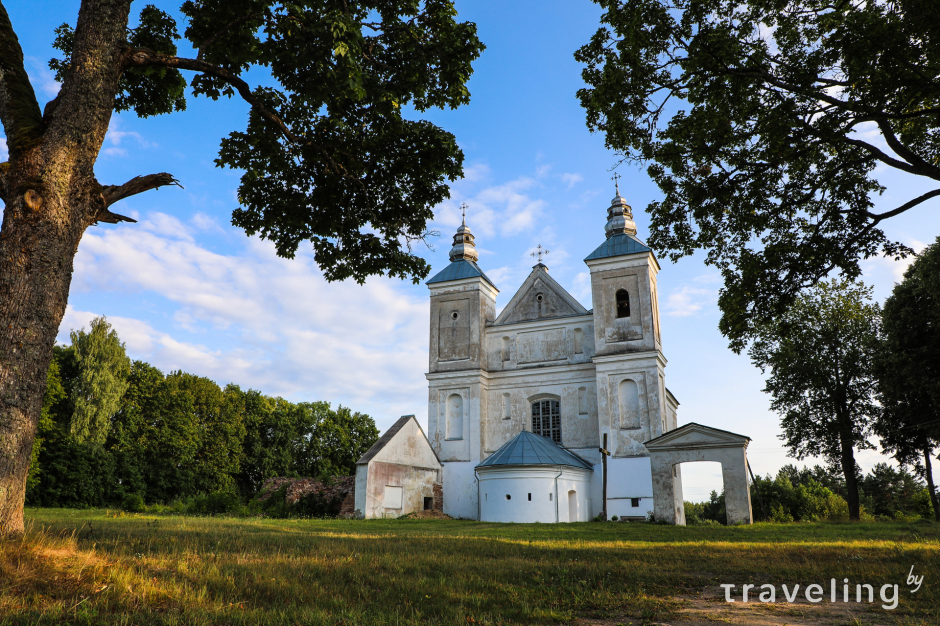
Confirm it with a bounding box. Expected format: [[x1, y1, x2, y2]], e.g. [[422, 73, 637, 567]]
[[576, 0, 940, 350], [68, 316, 131, 446], [874, 237, 940, 520], [748, 279, 881, 520], [42, 0, 484, 282]]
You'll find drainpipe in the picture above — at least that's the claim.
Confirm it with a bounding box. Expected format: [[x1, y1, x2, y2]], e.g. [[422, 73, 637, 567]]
[[474, 469, 481, 521], [553, 466, 563, 522]]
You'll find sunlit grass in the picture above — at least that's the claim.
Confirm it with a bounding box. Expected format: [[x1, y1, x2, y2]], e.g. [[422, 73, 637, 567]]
[[0, 508, 936, 625]]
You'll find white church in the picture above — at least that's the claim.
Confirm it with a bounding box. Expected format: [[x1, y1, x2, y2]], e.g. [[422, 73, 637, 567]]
[[423, 184, 685, 522]]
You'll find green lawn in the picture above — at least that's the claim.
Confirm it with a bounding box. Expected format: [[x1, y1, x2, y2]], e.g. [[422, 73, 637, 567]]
[[1, 508, 937, 625]]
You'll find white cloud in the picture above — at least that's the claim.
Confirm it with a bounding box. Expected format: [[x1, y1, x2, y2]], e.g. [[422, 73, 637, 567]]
[[191, 212, 226, 233], [663, 273, 720, 317], [862, 239, 929, 286], [0, 137, 7, 162], [560, 173, 583, 189], [435, 171, 548, 238], [100, 118, 154, 158], [64, 215, 432, 428], [26, 57, 61, 99]]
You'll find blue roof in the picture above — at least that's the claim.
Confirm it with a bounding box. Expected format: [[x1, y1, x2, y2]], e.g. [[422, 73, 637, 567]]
[[426, 259, 497, 288], [584, 233, 652, 261], [476, 431, 594, 471]]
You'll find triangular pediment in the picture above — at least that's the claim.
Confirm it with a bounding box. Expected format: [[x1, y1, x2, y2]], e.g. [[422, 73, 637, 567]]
[[645, 422, 751, 451], [494, 265, 589, 325]]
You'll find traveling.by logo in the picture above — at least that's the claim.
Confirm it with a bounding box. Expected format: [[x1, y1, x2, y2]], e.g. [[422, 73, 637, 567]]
[[720, 567, 924, 610]]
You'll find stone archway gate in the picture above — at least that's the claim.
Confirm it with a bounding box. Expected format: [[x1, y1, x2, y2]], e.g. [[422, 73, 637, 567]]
[[645, 423, 753, 525]]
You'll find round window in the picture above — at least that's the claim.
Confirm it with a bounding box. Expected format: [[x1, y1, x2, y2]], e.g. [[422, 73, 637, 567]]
[[451, 311, 459, 320], [505, 494, 511, 500], [536, 293, 543, 302]]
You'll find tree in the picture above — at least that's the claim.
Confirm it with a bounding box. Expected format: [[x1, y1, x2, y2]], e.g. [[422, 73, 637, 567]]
[[748, 280, 881, 520], [575, 0, 938, 352], [874, 237, 940, 521], [68, 316, 131, 446], [0, 1, 483, 534]]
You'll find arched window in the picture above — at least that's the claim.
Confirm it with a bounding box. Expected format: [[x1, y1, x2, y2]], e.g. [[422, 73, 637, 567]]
[[446, 393, 464, 440], [616, 289, 631, 318], [618, 379, 640, 429], [531, 399, 561, 443]]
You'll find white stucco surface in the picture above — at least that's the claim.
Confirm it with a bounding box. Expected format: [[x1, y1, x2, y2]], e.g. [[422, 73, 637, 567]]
[[479, 466, 592, 522]]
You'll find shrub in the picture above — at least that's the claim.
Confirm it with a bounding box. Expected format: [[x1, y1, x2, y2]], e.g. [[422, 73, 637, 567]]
[[121, 493, 146, 513]]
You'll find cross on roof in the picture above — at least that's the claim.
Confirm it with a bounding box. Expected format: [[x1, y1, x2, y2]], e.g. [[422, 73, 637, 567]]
[[531, 244, 550, 264], [460, 202, 468, 224], [611, 172, 621, 195]]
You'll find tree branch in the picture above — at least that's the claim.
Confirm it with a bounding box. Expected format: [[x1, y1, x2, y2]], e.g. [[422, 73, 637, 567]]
[[876, 119, 940, 180], [0, 1, 43, 157], [96, 173, 181, 224], [126, 49, 304, 145], [862, 188, 940, 222]]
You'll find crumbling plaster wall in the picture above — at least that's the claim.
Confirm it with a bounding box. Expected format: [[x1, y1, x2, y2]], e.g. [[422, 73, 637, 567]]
[[428, 279, 496, 374], [587, 255, 662, 357]]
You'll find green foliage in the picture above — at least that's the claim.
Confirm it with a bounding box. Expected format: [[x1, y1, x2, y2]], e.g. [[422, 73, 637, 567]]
[[50, 1, 483, 284], [26, 359, 66, 492], [49, 5, 187, 117], [121, 493, 146, 513], [576, 0, 938, 350], [234, 393, 378, 499], [68, 317, 131, 446], [748, 280, 881, 519], [874, 237, 940, 520], [746, 463, 932, 523], [684, 490, 725, 525], [27, 326, 378, 511]]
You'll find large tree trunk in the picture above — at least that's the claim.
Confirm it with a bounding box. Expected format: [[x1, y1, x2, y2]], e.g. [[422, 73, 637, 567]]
[[838, 415, 861, 521], [923, 436, 940, 523], [0, 170, 85, 534], [0, 0, 133, 535]]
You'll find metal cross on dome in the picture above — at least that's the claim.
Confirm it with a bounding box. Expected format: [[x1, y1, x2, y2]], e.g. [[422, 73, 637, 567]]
[[531, 244, 550, 264], [611, 171, 622, 194], [460, 202, 468, 224]]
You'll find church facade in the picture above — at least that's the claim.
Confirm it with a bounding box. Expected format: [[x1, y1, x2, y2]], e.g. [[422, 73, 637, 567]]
[[425, 187, 685, 521]]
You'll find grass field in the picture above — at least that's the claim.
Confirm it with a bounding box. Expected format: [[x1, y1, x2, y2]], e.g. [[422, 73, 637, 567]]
[[0, 509, 937, 625]]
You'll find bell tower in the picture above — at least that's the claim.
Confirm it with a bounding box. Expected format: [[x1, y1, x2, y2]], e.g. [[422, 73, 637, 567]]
[[584, 178, 673, 460], [425, 209, 497, 519]]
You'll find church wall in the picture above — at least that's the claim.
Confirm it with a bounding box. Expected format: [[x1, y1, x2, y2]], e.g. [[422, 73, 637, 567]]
[[478, 467, 592, 523], [427, 375, 487, 463], [442, 461, 478, 519], [428, 279, 496, 374], [485, 315, 595, 372], [587, 254, 661, 357], [479, 364, 599, 456], [594, 353, 668, 458]]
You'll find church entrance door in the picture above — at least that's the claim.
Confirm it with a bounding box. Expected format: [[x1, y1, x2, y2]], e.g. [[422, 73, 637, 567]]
[[567, 490, 578, 522]]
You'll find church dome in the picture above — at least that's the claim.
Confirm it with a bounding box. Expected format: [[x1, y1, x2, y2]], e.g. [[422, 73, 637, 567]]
[[449, 208, 479, 262]]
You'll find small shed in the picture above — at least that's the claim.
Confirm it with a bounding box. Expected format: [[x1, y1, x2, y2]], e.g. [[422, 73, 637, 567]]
[[354, 415, 443, 519], [476, 431, 594, 523]]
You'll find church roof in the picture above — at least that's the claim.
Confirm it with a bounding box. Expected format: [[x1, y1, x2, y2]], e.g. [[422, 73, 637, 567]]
[[426, 259, 497, 289], [476, 430, 594, 471], [584, 233, 652, 262], [493, 264, 588, 325]]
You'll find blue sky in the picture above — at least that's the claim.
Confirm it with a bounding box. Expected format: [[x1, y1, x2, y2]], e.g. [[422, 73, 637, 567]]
[[4, 1, 939, 500]]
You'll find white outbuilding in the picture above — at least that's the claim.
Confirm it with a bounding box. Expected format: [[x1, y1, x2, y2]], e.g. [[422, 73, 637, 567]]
[[476, 430, 594, 523]]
